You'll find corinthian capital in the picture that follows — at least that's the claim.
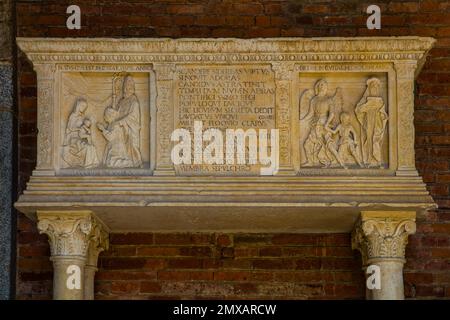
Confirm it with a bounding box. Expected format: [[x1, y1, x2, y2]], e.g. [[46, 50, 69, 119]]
[[86, 221, 110, 267], [37, 211, 109, 258], [271, 62, 294, 80], [352, 211, 416, 265]]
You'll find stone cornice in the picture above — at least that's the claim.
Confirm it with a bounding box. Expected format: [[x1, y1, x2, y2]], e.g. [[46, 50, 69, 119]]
[[16, 37, 435, 73]]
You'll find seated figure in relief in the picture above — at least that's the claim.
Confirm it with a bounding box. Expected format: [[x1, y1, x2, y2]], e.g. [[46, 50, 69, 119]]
[[62, 98, 100, 168], [325, 112, 363, 168], [97, 107, 134, 168]]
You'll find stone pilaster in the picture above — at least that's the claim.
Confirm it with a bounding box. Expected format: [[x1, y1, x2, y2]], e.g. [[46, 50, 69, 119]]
[[394, 62, 418, 177], [271, 62, 295, 175], [352, 211, 416, 300], [37, 211, 109, 300], [153, 64, 176, 176], [34, 63, 56, 176]]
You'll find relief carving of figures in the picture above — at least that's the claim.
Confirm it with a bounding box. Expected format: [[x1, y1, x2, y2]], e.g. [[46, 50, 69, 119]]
[[299, 77, 387, 169], [355, 77, 388, 168], [62, 98, 100, 168], [62, 73, 144, 169], [97, 73, 143, 168], [300, 79, 346, 167]]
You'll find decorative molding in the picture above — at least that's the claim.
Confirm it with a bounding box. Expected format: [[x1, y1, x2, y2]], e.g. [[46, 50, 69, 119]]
[[352, 211, 416, 265], [17, 37, 435, 64], [271, 62, 294, 166], [394, 62, 417, 174], [153, 64, 175, 172], [34, 64, 55, 170]]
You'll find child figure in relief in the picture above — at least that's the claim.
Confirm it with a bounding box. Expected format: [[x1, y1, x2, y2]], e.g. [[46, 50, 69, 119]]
[[79, 118, 94, 145], [97, 107, 133, 168], [327, 112, 363, 168]]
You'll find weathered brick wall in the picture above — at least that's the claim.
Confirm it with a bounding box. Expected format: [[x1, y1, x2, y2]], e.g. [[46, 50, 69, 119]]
[[16, 0, 450, 299]]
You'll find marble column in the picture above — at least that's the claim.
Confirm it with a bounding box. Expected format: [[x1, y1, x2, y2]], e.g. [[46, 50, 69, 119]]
[[352, 211, 416, 300], [37, 211, 109, 300]]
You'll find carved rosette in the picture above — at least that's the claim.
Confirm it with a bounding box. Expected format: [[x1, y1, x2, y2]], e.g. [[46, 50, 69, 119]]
[[34, 64, 56, 170], [153, 64, 175, 174], [37, 211, 109, 258], [271, 62, 294, 168], [352, 212, 416, 266], [394, 62, 417, 174]]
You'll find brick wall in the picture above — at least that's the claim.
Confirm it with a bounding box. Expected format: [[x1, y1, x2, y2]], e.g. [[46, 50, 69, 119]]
[[15, 0, 450, 299]]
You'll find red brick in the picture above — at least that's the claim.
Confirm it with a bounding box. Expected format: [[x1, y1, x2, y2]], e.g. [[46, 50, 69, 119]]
[[167, 5, 204, 15], [140, 281, 162, 293], [253, 259, 295, 270], [110, 233, 154, 245], [166, 258, 203, 269], [388, 2, 420, 13], [158, 270, 213, 281], [111, 281, 140, 294], [136, 247, 180, 257]]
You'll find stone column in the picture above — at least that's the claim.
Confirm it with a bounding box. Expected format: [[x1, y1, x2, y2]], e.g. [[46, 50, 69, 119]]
[[153, 64, 176, 176], [271, 62, 295, 175], [352, 211, 416, 300], [394, 62, 418, 177], [37, 211, 109, 300]]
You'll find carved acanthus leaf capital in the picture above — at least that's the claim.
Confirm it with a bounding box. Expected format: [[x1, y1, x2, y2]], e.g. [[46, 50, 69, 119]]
[[271, 62, 294, 80], [34, 64, 56, 80], [153, 63, 176, 80], [86, 221, 110, 267], [352, 211, 416, 265], [394, 62, 417, 79], [37, 211, 109, 258]]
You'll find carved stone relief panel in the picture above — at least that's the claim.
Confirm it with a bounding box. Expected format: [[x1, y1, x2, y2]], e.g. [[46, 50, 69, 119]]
[[298, 72, 389, 171], [58, 67, 153, 174]]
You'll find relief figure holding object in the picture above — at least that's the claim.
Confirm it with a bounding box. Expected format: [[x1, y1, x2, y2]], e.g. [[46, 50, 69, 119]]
[[62, 98, 100, 168], [355, 77, 388, 168]]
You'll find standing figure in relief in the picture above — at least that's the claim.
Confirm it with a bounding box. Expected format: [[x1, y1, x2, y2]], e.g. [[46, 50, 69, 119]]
[[115, 75, 143, 168], [62, 98, 100, 168], [97, 107, 133, 168], [300, 79, 344, 167], [355, 77, 388, 168]]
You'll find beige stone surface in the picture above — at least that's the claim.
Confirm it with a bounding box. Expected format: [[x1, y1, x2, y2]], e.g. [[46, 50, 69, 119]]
[[15, 37, 436, 233]]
